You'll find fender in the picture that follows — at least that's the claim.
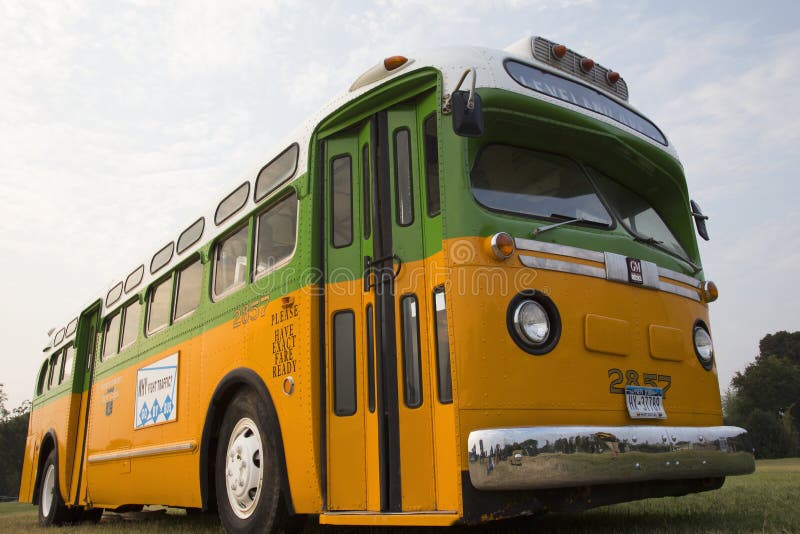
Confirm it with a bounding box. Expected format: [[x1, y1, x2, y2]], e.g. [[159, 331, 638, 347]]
[[32, 429, 59, 503], [198, 368, 293, 513]]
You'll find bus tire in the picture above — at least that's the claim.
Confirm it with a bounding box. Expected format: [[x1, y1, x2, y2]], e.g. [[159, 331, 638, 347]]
[[38, 450, 69, 526], [215, 390, 287, 533]]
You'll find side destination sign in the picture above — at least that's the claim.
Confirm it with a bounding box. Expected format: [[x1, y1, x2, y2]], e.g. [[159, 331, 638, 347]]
[[135, 353, 178, 429]]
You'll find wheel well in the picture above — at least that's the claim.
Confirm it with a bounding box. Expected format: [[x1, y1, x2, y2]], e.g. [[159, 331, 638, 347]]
[[199, 369, 294, 515], [32, 430, 57, 503]]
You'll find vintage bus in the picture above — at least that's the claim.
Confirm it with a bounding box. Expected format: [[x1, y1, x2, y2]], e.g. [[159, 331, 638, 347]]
[[20, 36, 754, 531]]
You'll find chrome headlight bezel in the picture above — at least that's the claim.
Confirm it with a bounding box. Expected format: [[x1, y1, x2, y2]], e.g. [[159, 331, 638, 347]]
[[506, 290, 561, 355], [693, 321, 715, 370]]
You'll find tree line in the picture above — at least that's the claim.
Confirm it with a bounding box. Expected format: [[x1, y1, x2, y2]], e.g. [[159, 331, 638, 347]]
[[723, 331, 800, 458], [0, 384, 30, 500]]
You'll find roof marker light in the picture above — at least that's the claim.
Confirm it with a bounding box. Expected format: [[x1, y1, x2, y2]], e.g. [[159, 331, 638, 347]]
[[383, 56, 408, 71], [580, 58, 595, 73], [551, 44, 568, 59], [607, 71, 621, 84]]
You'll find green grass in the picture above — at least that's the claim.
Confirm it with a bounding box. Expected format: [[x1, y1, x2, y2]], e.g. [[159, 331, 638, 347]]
[[3, 459, 798, 533]]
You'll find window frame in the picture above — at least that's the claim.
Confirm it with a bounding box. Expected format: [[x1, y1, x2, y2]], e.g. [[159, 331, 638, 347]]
[[145, 274, 173, 337], [177, 217, 205, 255], [422, 113, 441, 217], [400, 293, 423, 408], [119, 298, 142, 350], [172, 256, 203, 322], [393, 127, 415, 227], [252, 192, 299, 283], [329, 153, 354, 249], [254, 143, 299, 203], [332, 309, 357, 417], [212, 222, 251, 302], [215, 182, 250, 226], [432, 286, 453, 404], [101, 309, 122, 361]]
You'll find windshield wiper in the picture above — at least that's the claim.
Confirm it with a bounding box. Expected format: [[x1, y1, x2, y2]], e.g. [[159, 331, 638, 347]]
[[532, 214, 607, 237], [631, 234, 702, 274]]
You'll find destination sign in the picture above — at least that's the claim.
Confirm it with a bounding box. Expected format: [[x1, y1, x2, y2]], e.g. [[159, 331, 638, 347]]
[[505, 60, 667, 145]]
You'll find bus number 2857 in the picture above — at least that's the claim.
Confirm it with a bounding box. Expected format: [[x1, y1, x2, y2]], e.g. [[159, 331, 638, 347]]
[[608, 368, 672, 398]]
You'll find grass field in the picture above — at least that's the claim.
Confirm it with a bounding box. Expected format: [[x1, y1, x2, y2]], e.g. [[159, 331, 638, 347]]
[[2, 459, 797, 533]]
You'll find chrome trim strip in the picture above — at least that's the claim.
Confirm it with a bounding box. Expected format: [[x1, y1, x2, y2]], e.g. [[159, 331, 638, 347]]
[[88, 441, 197, 463], [658, 266, 702, 289], [516, 239, 702, 301], [514, 237, 605, 263], [468, 426, 754, 491], [659, 281, 701, 301], [519, 255, 606, 279]]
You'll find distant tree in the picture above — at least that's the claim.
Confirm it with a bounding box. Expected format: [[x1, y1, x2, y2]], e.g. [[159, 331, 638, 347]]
[[724, 331, 800, 459], [0, 384, 32, 500], [759, 331, 800, 365]]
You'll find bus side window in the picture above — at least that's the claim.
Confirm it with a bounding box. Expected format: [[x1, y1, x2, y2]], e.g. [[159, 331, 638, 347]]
[[102, 311, 122, 360], [400, 295, 423, 407], [213, 224, 249, 298], [394, 128, 414, 226], [174, 258, 202, 321], [120, 300, 141, 349], [330, 155, 353, 248], [422, 114, 440, 217], [36, 361, 48, 395], [47, 351, 61, 390], [61, 344, 75, 383], [432, 287, 452, 403], [254, 193, 297, 278], [333, 310, 357, 416], [147, 277, 172, 335]]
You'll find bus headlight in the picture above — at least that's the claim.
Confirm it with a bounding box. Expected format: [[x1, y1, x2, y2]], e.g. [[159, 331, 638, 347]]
[[507, 290, 561, 355], [693, 322, 714, 370], [514, 301, 549, 345]]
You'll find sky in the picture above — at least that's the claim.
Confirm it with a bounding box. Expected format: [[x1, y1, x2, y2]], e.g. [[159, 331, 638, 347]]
[[1, 0, 798, 409]]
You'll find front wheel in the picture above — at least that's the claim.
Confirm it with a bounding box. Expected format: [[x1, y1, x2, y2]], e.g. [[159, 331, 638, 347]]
[[38, 450, 69, 526], [215, 390, 287, 533]]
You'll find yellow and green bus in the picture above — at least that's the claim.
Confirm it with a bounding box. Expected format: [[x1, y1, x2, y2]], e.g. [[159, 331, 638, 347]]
[[20, 36, 754, 531]]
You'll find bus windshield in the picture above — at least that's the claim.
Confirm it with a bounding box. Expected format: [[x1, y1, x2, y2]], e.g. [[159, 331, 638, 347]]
[[589, 168, 691, 261], [470, 145, 612, 226]]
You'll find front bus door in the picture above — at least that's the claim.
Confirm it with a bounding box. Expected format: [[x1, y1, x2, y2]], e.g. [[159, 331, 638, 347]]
[[66, 301, 101, 506], [324, 97, 437, 513]]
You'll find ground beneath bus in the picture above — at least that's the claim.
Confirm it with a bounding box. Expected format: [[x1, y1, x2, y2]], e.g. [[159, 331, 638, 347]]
[[2, 459, 798, 533]]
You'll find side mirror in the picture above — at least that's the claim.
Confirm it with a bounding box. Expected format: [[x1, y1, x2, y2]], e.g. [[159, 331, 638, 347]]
[[690, 199, 710, 241], [451, 90, 484, 138]]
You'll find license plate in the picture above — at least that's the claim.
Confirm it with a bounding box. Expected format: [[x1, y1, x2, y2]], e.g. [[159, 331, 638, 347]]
[[625, 385, 667, 419]]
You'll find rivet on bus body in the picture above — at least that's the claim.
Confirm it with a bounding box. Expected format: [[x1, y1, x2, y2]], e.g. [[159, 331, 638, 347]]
[[634, 463, 641, 469], [282, 296, 294, 307]]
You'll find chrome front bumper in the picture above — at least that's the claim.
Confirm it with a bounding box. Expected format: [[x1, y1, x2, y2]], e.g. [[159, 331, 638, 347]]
[[467, 426, 754, 491]]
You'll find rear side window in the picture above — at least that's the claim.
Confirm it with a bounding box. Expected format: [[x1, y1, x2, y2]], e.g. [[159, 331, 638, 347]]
[[62, 345, 75, 383], [48, 352, 61, 389], [102, 312, 121, 360], [254, 194, 297, 277], [214, 225, 249, 298], [147, 278, 172, 334], [37, 362, 48, 395], [120, 300, 141, 349], [174, 259, 202, 320]]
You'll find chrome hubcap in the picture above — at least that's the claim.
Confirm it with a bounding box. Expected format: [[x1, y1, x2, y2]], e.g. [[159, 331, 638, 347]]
[[42, 464, 55, 516], [225, 417, 263, 519]]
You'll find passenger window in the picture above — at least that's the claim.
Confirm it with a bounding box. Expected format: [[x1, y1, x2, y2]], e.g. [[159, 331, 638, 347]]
[[394, 129, 414, 226], [62, 345, 75, 383], [255, 194, 297, 277], [37, 362, 48, 395], [362, 144, 371, 239], [174, 259, 202, 320], [333, 311, 356, 416], [48, 352, 61, 389], [433, 287, 452, 403], [330, 155, 352, 248], [214, 225, 249, 298], [147, 278, 172, 334], [120, 300, 141, 349], [400, 295, 422, 407], [422, 114, 440, 216], [102, 312, 121, 360], [255, 144, 299, 202], [215, 182, 250, 225]]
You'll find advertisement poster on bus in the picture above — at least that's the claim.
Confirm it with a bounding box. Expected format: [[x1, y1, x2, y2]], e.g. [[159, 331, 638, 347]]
[[134, 353, 178, 429]]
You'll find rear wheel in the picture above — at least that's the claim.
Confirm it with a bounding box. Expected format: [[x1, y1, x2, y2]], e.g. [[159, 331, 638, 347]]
[[38, 450, 69, 526], [215, 390, 287, 533]]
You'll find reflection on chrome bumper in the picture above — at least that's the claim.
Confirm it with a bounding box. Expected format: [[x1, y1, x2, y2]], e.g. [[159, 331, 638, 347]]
[[468, 426, 754, 491]]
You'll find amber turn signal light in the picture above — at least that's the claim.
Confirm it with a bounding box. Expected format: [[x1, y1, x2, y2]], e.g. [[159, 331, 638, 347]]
[[551, 44, 568, 59], [383, 56, 408, 71], [701, 281, 719, 303], [490, 232, 515, 260]]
